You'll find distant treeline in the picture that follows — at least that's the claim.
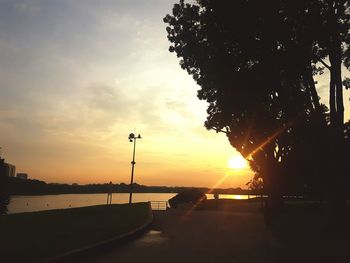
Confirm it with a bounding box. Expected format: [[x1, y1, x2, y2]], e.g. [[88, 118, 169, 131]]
[[8, 177, 251, 196]]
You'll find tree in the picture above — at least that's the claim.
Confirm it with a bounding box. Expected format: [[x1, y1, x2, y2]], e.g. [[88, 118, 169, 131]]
[[246, 176, 264, 197], [164, 0, 349, 211], [0, 158, 10, 215]]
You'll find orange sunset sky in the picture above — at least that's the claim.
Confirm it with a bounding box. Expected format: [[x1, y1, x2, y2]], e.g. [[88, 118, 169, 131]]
[[0, 0, 349, 188]]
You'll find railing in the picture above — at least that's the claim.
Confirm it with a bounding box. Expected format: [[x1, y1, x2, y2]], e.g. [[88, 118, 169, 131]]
[[150, 201, 169, 211]]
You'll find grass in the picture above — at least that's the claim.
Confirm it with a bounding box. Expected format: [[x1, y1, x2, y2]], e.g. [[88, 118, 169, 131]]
[[0, 202, 152, 262]]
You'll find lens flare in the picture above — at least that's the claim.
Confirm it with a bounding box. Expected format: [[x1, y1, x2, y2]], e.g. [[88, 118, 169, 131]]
[[228, 156, 247, 169]]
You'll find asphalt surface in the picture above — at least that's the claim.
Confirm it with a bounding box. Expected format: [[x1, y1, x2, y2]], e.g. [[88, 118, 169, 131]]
[[84, 204, 350, 263], [84, 207, 280, 263]]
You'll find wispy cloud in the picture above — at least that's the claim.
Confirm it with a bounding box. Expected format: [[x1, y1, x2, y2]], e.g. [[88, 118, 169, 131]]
[[0, 0, 311, 187]]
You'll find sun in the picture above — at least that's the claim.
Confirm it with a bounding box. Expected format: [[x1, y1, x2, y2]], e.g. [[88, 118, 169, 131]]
[[228, 155, 248, 170]]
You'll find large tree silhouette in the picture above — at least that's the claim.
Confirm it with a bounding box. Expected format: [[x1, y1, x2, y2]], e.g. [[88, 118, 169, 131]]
[[164, 0, 349, 211]]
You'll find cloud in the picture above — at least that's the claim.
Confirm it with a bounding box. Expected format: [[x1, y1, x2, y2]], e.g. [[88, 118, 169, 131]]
[[0, 0, 254, 187], [85, 84, 131, 115]]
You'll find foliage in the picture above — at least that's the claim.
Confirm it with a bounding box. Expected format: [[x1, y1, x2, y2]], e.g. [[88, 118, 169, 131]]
[[246, 176, 264, 196], [168, 189, 207, 208], [164, 0, 350, 204], [7, 177, 247, 195], [0, 160, 10, 215]]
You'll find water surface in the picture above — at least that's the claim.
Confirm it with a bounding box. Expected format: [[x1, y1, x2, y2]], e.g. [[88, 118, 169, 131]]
[[8, 193, 254, 214]]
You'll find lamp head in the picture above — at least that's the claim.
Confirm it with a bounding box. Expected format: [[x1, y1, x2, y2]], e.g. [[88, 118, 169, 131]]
[[137, 134, 142, 139], [128, 133, 135, 140]]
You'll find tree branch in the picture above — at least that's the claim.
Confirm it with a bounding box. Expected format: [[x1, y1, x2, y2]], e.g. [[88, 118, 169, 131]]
[[316, 57, 331, 70], [210, 127, 228, 134], [212, 127, 228, 134]]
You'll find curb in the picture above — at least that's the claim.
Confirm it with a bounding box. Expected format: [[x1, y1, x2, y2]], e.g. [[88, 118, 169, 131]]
[[44, 202, 154, 263]]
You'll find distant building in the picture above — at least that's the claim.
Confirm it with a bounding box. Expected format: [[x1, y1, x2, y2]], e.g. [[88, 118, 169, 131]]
[[0, 158, 16, 177], [16, 173, 28, 180], [6, 163, 16, 177]]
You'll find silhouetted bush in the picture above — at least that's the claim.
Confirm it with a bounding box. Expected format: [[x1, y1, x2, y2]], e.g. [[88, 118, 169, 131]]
[[168, 189, 207, 208], [0, 170, 10, 215]]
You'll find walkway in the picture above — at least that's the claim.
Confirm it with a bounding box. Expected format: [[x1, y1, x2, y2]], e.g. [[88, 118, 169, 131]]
[[85, 206, 279, 263], [84, 204, 350, 263]]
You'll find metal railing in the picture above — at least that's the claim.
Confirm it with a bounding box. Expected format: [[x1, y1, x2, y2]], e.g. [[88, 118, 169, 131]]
[[150, 201, 169, 211]]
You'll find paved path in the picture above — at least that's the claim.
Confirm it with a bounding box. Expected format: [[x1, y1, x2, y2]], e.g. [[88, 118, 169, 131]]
[[85, 206, 350, 263], [85, 207, 279, 263]]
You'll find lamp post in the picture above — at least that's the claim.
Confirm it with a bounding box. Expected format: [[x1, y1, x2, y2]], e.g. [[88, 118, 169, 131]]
[[128, 133, 141, 204]]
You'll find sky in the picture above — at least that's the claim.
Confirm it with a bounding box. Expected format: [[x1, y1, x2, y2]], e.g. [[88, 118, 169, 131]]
[[0, 0, 349, 188]]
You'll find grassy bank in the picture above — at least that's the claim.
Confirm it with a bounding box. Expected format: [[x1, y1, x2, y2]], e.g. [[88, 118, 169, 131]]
[[0, 202, 152, 262]]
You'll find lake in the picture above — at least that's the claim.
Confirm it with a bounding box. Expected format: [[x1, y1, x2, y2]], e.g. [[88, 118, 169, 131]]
[[7, 193, 255, 214]]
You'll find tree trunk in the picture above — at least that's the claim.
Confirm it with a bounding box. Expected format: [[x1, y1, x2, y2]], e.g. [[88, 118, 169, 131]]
[[329, 68, 337, 127], [262, 144, 283, 226], [306, 64, 322, 114], [328, 37, 346, 223]]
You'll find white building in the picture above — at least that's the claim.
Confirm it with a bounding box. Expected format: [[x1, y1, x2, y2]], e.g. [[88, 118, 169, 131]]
[[0, 158, 16, 177]]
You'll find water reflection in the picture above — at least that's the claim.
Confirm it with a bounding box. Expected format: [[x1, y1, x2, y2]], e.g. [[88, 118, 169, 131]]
[[8, 193, 255, 214], [206, 194, 257, 200], [8, 193, 176, 214]]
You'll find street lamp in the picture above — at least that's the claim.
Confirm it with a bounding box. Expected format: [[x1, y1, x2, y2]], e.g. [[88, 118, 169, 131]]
[[128, 133, 142, 204]]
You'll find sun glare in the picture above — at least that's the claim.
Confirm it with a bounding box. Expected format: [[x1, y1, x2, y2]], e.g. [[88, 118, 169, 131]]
[[228, 156, 247, 170]]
